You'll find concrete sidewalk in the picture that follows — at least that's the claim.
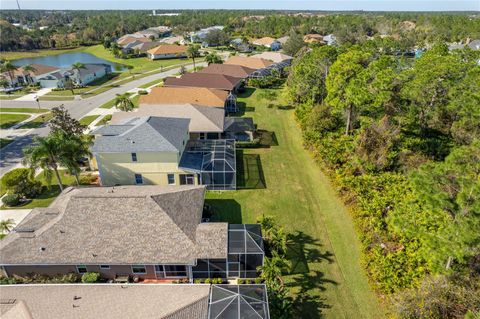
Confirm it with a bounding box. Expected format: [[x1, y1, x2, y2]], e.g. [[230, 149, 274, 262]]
[[0, 209, 32, 227], [15, 88, 52, 101]]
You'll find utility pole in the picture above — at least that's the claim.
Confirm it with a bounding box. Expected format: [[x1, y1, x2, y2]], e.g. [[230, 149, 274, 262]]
[[16, 0, 21, 10]]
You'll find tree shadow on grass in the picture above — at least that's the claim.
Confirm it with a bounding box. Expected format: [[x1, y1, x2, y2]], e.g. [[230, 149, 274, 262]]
[[234, 101, 255, 116], [285, 231, 337, 318], [237, 87, 256, 98]]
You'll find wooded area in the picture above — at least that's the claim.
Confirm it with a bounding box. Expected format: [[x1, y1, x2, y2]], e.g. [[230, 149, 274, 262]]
[[289, 41, 480, 318], [1, 10, 480, 51]]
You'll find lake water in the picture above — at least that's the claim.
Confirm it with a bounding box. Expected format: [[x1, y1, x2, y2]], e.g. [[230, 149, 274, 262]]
[[13, 52, 126, 71]]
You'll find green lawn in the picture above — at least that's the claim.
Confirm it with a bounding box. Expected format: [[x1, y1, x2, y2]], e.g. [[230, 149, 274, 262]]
[[0, 95, 21, 100], [0, 138, 13, 149], [95, 114, 112, 126], [79, 115, 100, 126], [131, 95, 140, 107], [0, 47, 83, 60], [138, 78, 164, 89], [206, 87, 383, 318], [45, 73, 122, 98], [0, 107, 49, 113], [0, 113, 30, 129], [19, 113, 53, 129]]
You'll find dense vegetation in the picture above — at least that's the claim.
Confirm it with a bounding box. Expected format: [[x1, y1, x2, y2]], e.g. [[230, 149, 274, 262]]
[[288, 41, 480, 317], [1, 10, 479, 51]]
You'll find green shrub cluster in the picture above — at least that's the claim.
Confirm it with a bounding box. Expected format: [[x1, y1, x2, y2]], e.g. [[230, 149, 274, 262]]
[[81, 272, 100, 283], [0, 273, 79, 285]]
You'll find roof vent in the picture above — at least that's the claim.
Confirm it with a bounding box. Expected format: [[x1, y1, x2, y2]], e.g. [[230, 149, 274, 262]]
[[39, 247, 46, 252]]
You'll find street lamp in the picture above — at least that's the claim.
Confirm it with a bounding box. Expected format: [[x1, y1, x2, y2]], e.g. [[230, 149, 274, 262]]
[[34, 96, 40, 110]]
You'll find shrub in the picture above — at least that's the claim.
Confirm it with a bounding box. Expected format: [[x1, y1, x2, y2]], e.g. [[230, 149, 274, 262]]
[[79, 174, 97, 185], [204, 278, 212, 284], [137, 90, 148, 95], [254, 277, 263, 284], [212, 278, 223, 284], [81, 272, 100, 283], [237, 278, 245, 284], [194, 279, 203, 284], [0, 276, 18, 284], [2, 194, 20, 207], [2, 168, 42, 198]]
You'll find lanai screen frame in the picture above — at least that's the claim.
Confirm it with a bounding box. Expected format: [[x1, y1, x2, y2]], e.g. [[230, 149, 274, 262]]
[[227, 224, 265, 279]]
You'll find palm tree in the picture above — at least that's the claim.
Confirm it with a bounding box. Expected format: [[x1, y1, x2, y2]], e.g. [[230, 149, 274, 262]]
[[0, 219, 15, 234], [22, 64, 37, 85], [0, 60, 18, 86], [64, 77, 75, 95], [269, 227, 289, 257], [23, 135, 64, 191], [205, 52, 223, 65], [257, 255, 290, 287], [57, 133, 92, 185], [71, 62, 86, 85], [114, 93, 134, 112], [186, 44, 201, 70]]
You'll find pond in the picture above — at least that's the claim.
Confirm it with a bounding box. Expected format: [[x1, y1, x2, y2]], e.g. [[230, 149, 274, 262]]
[[13, 52, 126, 72]]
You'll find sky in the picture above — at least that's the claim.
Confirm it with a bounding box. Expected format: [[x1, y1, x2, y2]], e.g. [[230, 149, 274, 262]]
[[0, 0, 479, 11]]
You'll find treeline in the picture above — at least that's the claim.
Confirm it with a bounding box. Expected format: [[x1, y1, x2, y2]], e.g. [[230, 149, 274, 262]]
[[288, 43, 480, 318], [1, 10, 480, 51]]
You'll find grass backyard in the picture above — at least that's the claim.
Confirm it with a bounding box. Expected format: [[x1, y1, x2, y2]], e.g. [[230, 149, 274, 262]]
[[206, 87, 383, 318], [79, 115, 100, 126]]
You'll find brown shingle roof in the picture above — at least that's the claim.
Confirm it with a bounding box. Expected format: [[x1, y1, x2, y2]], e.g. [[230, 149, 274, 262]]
[[224, 56, 274, 70], [140, 87, 228, 108], [0, 186, 228, 265], [252, 37, 277, 46], [13, 64, 59, 77], [0, 284, 210, 319], [118, 36, 151, 46], [147, 44, 187, 55], [164, 73, 241, 91], [197, 63, 256, 79]]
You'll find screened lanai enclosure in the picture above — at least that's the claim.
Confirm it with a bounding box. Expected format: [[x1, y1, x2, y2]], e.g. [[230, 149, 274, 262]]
[[191, 224, 264, 279], [179, 139, 236, 190], [208, 285, 270, 319]]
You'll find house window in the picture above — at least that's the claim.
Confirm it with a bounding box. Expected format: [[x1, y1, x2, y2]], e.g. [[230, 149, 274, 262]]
[[164, 265, 187, 277], [131, 265, 147, 274], [131, 153, 137, 162], [134, 174, 143, 184], [100, 265, 110, 270], [180, 174, 194, 185], [199, 133, 206, 140], [167, 174, 175, 185], [76, 265, 88, 274]]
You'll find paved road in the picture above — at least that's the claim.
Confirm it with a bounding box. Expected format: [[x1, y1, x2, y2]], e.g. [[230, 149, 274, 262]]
[[0, 62, 206, 176]]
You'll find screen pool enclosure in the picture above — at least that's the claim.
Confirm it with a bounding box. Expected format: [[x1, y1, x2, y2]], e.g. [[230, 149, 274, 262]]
[[192, 224, 265, 280], [208, 284, 270, 319], [179, 139, 236, 191]]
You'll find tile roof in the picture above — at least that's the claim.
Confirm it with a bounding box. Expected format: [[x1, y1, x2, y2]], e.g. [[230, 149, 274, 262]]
[[197, 63, 256, 79], [250, 52, 293, 63], [164, 73, 241, 91], [224, 56, 275, 70], [117, 36, 151, 46], [0, 284, 210, 319], [140, 87, 228, 108], [12, 63, 59, 77], [147, 44, 187, 55], [111, 103, 224, 133], [91, 116, 189, 153], [0, 185, 228, 265], [252, 37, 277, 46]]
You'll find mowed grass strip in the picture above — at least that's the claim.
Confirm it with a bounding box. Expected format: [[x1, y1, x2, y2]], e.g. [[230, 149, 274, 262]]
[[206, 87, 383, 319], [19, 112, 53, 129], [0, 113, 30, 129], [0, 107, 49, 113], [79, 115, 100, 126]]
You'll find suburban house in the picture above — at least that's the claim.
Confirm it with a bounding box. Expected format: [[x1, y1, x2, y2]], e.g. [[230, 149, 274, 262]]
[[117, 35, 152, 47], [251, 52, 293, 64], [158, 35, 187, 45], [140, 86, 237, 113], [276, 35, 290, 45], [252, 37, 281, 50], [303, 33, 324, 43], [164, 73, 244, 93], [121, 40, 160, 55], [68, 63, 112, 86], [224, 56, 274, 70], [323, 34, 338, 46], [90, 116, 239, 189], [147, 44, 188, 60], [198, 63, 256, 79], [0, 185, 264, 278], [190, 26, 224, 43], [37, 71, 67, 88], [0, 284, 270, 319], [1, 63, 60, 87], [230, 38, 252, 52], [111, 104, 225, 140]]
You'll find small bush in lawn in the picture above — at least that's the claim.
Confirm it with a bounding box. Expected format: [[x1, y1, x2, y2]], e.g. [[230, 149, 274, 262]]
[[194, 279, 203, 284], [138, 90, 148, 95], [81, 272, 100, 283], [2, 194, 21, 207]]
